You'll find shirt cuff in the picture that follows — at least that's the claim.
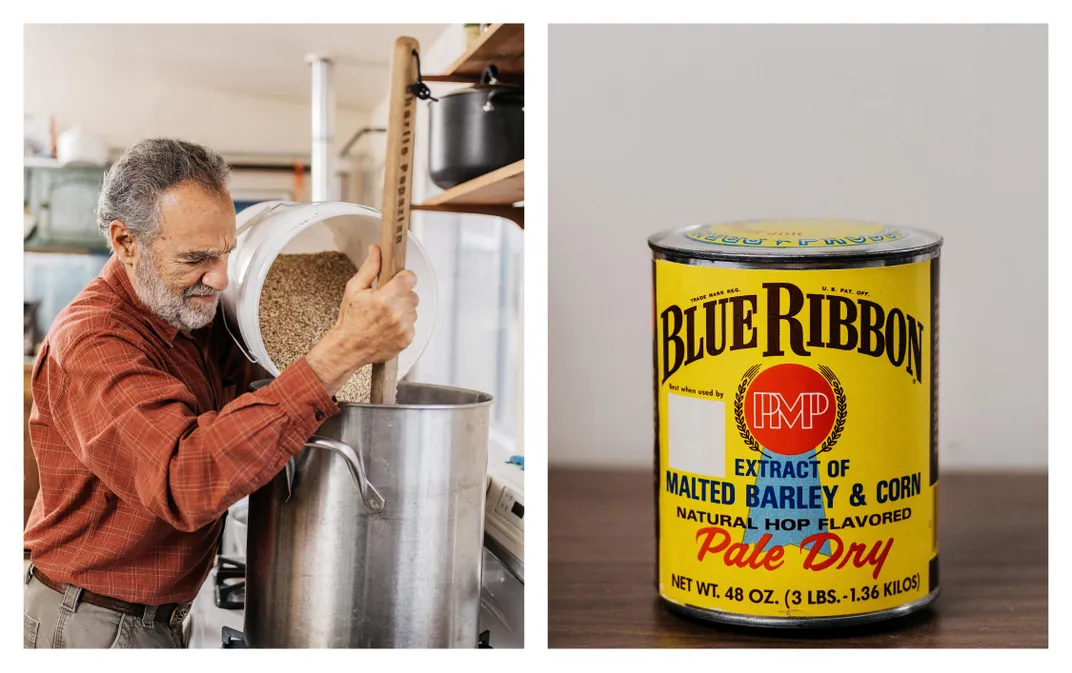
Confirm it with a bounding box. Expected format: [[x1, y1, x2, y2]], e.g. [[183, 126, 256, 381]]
[[269, 357, 340, 453]]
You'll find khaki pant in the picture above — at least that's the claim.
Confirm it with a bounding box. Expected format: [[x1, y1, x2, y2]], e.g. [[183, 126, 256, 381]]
[[24, 565, 190, 649]]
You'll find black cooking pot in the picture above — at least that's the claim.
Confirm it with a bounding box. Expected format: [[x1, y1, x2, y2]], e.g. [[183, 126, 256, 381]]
[[429, 66, 523, 190]]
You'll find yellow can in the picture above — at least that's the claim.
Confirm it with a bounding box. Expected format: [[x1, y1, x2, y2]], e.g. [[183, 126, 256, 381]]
[[649, 219, 942, 627]]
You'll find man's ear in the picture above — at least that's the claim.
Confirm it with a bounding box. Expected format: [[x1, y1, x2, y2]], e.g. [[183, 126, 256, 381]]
[[109, 220, 140, 266]]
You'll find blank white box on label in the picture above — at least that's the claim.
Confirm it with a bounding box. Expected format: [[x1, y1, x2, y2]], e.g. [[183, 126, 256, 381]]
[[668, 393, 726, 478]]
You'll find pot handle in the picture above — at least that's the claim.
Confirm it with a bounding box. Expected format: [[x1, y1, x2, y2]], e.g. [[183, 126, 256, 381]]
[[483, 89, 521, 113], [480, 65, 523, 113], [480, 65, 522, 88], [285, 436, 385, 512]]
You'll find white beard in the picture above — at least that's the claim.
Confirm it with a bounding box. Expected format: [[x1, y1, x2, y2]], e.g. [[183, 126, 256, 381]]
[[130, 246, 219, 333]]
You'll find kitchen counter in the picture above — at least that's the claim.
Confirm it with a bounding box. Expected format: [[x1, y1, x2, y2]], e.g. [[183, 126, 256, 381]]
[[549, 469, 1047, 648]]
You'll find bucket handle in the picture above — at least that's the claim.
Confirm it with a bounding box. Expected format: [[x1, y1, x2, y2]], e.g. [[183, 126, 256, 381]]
[[236, 201, 289, 238], [220, 306, 259, 364], [285, 435, 385, 513]]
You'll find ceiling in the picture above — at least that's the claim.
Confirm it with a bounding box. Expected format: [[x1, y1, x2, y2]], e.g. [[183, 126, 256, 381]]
[[24, 24, 450, 111]]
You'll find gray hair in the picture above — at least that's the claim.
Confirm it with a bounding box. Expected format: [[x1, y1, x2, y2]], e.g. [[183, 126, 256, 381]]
[[96, 138, 230, 250]]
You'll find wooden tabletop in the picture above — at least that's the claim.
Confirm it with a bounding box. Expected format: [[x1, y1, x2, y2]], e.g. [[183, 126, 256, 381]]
[[549, 469, 1047, 648]]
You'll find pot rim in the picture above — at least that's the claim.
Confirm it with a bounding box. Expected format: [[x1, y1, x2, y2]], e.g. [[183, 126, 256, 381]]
[[338, 381, 495, 410], [251, 379, 495, 410]]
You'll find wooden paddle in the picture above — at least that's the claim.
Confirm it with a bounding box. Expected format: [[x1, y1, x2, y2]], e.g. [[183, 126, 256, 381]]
[[370, 36, 421, 405]]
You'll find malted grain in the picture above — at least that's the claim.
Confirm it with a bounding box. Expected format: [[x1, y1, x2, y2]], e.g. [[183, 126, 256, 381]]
[[259, 252, 371, 403]]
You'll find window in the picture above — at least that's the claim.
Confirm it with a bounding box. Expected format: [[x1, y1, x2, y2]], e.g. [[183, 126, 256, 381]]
[[409, 213, 523, 455]]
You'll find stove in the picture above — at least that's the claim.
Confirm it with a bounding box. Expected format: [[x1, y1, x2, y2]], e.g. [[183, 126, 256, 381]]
[[221, 625, 246, 648], [217, 621, 493, 648], [485, 447, 524, 582], [212, 556, 245, 611]]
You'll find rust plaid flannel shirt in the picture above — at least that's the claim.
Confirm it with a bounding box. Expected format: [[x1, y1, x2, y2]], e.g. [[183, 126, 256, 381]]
[[24, 255, 339, 604]]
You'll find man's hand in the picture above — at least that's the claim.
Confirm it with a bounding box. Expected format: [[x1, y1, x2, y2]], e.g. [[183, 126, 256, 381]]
[[305, 245, 419, 396]]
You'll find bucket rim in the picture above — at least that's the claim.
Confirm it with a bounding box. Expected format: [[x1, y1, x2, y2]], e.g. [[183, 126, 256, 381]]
[[226, 200, 438, 381]]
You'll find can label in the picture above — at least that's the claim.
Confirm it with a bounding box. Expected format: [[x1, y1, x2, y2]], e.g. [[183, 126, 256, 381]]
[[654, 259, 938, 619]]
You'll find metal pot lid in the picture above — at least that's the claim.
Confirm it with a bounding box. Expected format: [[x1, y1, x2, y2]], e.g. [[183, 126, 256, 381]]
[[649, 218, 942, 263]]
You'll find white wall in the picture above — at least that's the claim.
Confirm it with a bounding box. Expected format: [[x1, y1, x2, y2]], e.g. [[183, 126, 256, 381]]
[[25, 62, 370, 156], [25, 61, 371, 200], [549, 24, 1047, 470]]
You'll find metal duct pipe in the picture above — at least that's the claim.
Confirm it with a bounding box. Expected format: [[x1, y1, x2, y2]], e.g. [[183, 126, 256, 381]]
[[337, 127, 387, 204], [307, 55, 335, 202], [339, 127, 386, 159]]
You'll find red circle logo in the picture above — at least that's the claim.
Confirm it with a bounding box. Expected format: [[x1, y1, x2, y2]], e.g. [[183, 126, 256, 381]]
[[744, 364, 835, 456]]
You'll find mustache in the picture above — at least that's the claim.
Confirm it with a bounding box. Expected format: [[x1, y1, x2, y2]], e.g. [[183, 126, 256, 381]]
[[184, 285, 219, 299]]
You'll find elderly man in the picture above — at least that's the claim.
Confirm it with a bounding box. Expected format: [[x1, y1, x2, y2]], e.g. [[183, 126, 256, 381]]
[[23, 138, 418, 648]]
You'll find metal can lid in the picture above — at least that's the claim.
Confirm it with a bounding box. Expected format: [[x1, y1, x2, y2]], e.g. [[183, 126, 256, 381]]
[[648, 219, 943, 262]]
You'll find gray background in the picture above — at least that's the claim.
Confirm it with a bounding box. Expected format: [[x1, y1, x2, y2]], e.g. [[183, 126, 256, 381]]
[[549, 24, 1047, 469]]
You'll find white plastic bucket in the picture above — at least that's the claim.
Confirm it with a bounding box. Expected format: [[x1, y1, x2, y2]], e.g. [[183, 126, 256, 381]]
[[221, 201, 436, 380]]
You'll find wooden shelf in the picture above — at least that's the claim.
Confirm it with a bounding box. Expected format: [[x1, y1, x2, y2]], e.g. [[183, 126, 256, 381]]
[[420, 160, 524, 208], [439, 23, 523, 80], [24, 156, 61, 168], [406, 27, 525, 229], [24, 239, 110, 255], [24, 158, 108, 172], [420, 73, 522, 84], [413, 203, 524, 228]]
